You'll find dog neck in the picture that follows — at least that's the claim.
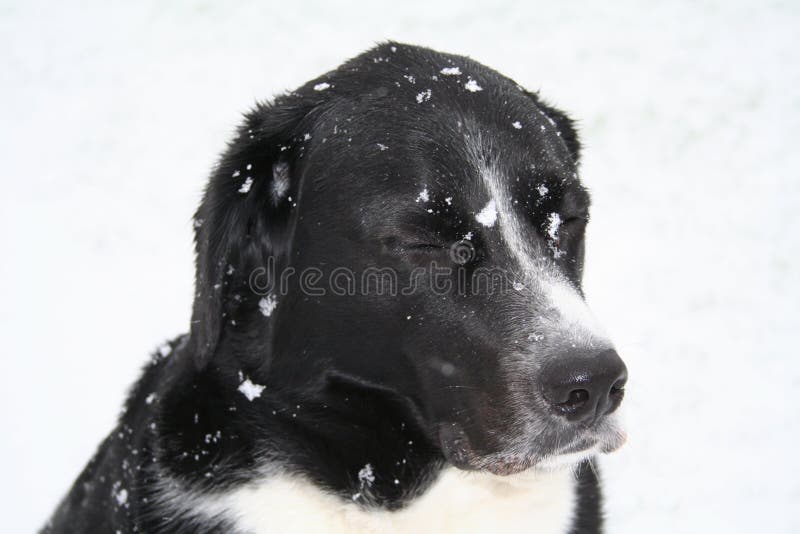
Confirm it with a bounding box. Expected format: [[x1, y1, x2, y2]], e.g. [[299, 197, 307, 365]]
[[157, 466, 577, 534]]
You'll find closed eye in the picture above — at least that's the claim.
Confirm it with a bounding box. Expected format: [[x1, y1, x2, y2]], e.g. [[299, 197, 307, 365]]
[[406, 243, 447, 250], [562, 213, 589, 225]]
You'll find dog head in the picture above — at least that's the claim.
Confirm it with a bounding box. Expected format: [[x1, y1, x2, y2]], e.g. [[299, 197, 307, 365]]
[[189, 43, 626, 476]]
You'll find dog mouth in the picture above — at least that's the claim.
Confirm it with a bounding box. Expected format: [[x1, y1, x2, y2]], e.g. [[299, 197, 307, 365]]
[[439, 421, 627, 476]]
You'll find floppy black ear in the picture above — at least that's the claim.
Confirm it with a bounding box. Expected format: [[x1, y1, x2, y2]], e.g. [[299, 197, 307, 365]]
[[189, 95, 317, 369], [524, 91, 581, 164]]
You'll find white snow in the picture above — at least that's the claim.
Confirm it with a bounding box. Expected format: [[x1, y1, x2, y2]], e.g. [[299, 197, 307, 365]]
[[258, 295, 278, 317], [358, 463, 375, 485], [464, 79, 482, 92], [546, 212, 561, 241], [313, 82, 330, 91], [440, 66, 461, 75], [546, 212, 564, 258], [537, 184, 548, 197], [3, 3, 799, 533], [416, 89, 432, 103], [444, 196, 452, 205], [113, 487, 128, 506], [416, 187, 430, 203], [376, 143, 388, 151], [238, 177, 253, 193], [156, 342, 172, 358], [238, 377, 265, 401], [512, 120, 522, 129], [475, 200, 498, 227]]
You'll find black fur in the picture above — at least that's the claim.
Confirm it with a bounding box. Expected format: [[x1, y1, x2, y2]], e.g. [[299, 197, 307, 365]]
[[44, 42, 611, 533]]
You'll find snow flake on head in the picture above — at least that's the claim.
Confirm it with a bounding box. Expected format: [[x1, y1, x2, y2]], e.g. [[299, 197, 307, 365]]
[[313, 82, 331, 91], [464, 79, 482, 92], [238, 177, 253, 194], [475, 200, 497, 227], [440, 66, 461, 76], [539, 108, 557, 127], [512, 121, 522, 129], [156, 342, 172, 358], [444, 196, 453, 205], [416, 89, 432, 103], [111, 483, 128, 507], [258, 295, 277, 317], [403, 74, 416, 84], [238, 376, 265, 401], [376, 143, 388, 151], [537, 184, 549, 197], [416, 187, 430, 203]]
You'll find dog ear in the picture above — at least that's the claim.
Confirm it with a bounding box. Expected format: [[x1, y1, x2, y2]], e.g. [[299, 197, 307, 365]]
[[524, 91, 581, 164], [189, 95, 317, 370]]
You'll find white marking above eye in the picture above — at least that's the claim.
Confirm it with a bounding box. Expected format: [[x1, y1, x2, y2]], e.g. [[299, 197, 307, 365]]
[[466, 132, 608, 348]]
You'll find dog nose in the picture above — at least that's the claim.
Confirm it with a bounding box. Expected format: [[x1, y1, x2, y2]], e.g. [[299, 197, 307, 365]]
[[540, 348, 627, 422]]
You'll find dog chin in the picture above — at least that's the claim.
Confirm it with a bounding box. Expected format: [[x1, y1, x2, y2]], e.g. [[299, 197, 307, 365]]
[[440, 419, 628, 476], [460, 431, 628, 477]]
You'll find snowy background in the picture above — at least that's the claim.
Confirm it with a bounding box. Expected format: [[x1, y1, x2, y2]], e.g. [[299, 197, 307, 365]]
[[2, 1, 799, 532]]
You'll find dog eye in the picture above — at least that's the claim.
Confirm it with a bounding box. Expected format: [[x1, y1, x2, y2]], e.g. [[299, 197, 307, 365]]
[[407, 243, 446, 250], [562, 216, 588, 227]]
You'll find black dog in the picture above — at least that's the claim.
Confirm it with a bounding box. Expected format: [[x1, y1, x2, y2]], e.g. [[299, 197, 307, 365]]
[[44, 42, 627, 534]]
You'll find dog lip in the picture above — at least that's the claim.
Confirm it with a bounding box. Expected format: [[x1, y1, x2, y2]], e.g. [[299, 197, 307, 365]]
[[438, 423, 479, 470], [485, 457, 536, 476]]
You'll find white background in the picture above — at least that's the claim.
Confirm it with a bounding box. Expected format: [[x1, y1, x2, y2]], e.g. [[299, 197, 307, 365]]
[[2, 1, 798, 532]]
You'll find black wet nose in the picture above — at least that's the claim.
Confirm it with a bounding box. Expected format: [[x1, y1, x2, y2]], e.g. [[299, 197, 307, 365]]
[[541, 349, 627, 423]]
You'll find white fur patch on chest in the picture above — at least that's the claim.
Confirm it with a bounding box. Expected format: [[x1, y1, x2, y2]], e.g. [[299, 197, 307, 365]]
[[176, 467, 575, 534]]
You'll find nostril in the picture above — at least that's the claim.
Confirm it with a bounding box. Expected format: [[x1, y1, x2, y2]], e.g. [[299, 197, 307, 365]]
[[540, 348, 628, 422], [555, 389, 590, 415], [606, 378, 626, 414]]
